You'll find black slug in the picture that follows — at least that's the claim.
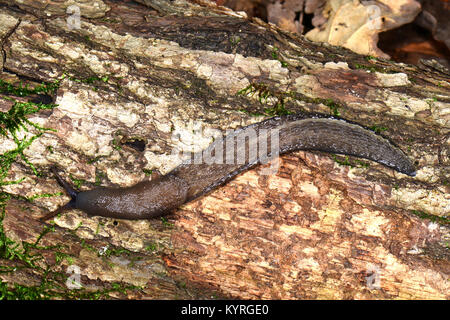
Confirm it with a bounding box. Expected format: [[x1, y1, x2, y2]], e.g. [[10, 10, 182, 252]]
[[40, 113, 415, 221]]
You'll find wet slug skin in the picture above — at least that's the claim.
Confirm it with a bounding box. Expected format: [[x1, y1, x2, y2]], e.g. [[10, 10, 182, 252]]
[[41, 113, 415, 221]]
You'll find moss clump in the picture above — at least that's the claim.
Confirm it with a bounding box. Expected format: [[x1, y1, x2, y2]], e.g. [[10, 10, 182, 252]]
[[332, 155, 370, 169], [237, 83, 293, 116], [369, 125, 388, 134], [237, 82, 347, 117], [271, 47, 288, 68], [411, 210, 449, 226], [0, 78, 139, 299], [320, 98, 341, 117], [0, 79, 60, 97]]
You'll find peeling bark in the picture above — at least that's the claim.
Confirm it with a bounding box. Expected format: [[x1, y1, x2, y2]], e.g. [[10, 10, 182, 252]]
[[0, 0, 448, 299]]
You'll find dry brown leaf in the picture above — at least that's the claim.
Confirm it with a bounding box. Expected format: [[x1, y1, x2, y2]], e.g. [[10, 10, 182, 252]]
[[416, 0, 450, 50], [267, 0, 305, 34], [305, 0, 422, 58]]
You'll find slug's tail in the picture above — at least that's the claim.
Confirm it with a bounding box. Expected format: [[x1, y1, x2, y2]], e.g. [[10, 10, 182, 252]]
[[172, 116, 416, 202], [39, 167, 78, 222]]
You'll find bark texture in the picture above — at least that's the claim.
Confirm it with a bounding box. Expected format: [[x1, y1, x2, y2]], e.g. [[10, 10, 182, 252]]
[[0, 0, 448, 299]]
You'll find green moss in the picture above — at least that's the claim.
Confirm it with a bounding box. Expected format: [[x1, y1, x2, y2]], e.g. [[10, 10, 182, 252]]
[[0, 79, 59, 97], [321, 98, 341, 117], [354, 63, 377, 73], [332, 155, 352, 167], [0, 78, 140, 299], [94, 169, 105, 186], [229, 35, 241, 46], [87, 155, 104, 164], [145, 242, 158, 252], [0, 277, 141, 300], [238, 108, 265, 117], [58, 72, 111, 92], [332, 155, 369, 169], [411, 210, 449, 226], [353, 60, 402, 74], [95, 221, 104, 235], [99, 245, 132, 259], [143, 168, 153, 176], [294, 95, 344, 117], [69, 174, 85, 189], [353, 61, 399, 74], [0, 280, 47, 300], [80, 239, 96, 252], [237, 83, 293, 116], [237, 83, 347, 117], [26, 192, 64, 202], [160, 217, 174, 228], [112, 136, 123, 150], [271, 47, 288, 68], [54, 250, 73, 265], [0, 80, 61, 274], [369, 125, 388, 134], [264, 101, 291, 116]]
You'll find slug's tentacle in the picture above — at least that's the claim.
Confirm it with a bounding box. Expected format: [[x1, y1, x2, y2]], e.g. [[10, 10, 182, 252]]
[[41, 113, 415, 221], [39, 168, 78, 221], [50, 166, 78, 200]]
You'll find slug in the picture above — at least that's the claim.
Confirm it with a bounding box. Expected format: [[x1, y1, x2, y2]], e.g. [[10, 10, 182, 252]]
[[40, 113, 415, 221]]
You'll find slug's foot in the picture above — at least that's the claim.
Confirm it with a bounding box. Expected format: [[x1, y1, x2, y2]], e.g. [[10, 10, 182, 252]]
[[39, 167, 78, 222]]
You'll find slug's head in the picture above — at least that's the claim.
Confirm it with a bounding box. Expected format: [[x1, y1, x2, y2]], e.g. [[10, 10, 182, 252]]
[[73, 174, 190, 220]]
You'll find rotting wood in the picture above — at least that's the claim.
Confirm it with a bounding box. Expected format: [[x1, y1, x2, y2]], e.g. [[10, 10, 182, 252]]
[[0, 0, 448, 299]]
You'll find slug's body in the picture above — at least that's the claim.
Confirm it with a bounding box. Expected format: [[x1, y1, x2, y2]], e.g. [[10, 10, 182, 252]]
[[41, 113, 415, 221]]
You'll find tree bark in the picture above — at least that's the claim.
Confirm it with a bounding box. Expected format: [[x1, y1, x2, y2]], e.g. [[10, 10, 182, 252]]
[[0, 0, 448, 299]]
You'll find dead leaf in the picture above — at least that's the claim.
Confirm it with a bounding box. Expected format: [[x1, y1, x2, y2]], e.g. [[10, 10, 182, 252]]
[[305, 0, 422, 58]]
